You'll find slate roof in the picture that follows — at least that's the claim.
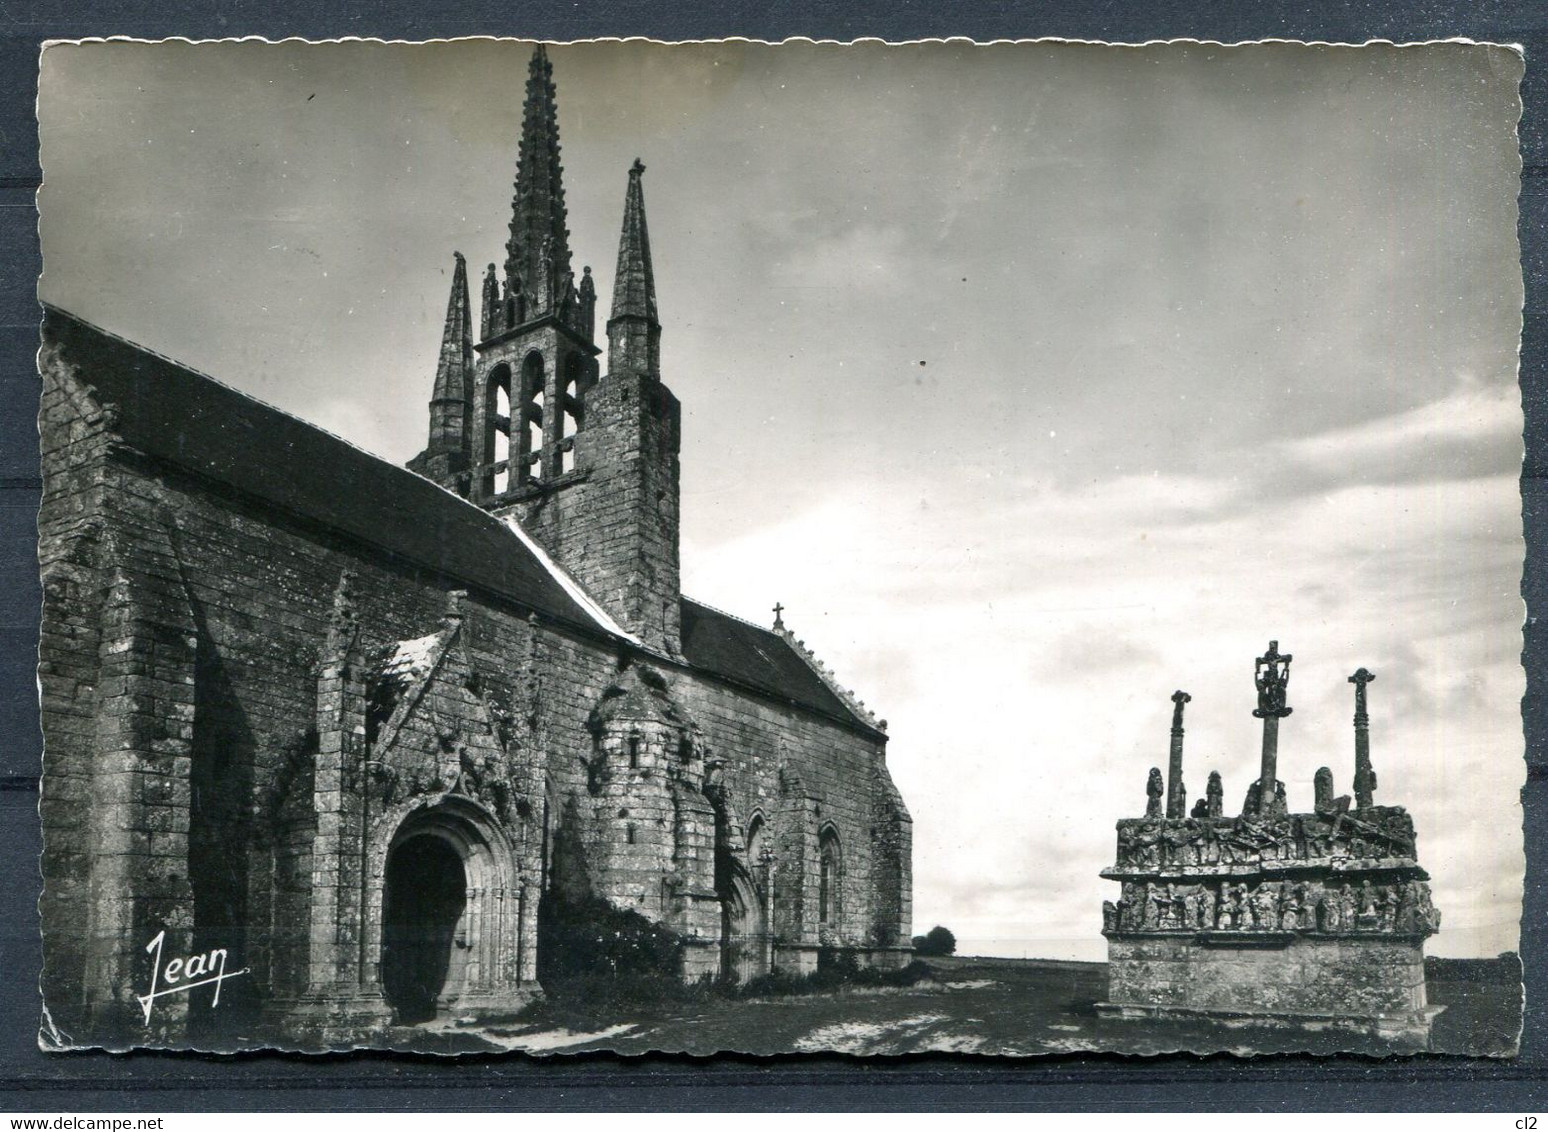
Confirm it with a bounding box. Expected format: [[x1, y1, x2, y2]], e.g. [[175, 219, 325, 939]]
[[43, 305, 600, 632], [679, 599, 865, 727], [42, 306, 882, 736]]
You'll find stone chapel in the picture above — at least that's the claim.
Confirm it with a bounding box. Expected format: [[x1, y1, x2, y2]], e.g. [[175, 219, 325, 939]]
[[36, 45, 912, 1048]]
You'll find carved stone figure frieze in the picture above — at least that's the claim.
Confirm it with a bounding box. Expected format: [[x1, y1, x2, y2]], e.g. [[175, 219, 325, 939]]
[[1379, 885, 1400, 932], [1356, 879, 1379, 930], [1098, 877, 1436, 938], [1112, 802, 1420, 873], [1251, 882, 1280, 931]]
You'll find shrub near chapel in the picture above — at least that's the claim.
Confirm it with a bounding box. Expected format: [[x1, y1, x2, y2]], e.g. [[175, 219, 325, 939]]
[[912, 926, 958, 957]]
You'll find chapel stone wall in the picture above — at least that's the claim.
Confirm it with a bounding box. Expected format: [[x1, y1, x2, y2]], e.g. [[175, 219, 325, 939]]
[[40, 358, 910, 1043]]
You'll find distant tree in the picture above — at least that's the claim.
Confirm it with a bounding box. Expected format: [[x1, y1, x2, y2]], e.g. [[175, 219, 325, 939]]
[[914, 925, 957, 957]]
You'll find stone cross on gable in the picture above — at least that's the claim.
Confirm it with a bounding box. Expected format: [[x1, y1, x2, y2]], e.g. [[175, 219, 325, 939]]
[[772, 602, 785, 630]]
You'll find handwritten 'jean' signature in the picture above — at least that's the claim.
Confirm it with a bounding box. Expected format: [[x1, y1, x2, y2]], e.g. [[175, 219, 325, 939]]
[[137, 930, 250, 1025]]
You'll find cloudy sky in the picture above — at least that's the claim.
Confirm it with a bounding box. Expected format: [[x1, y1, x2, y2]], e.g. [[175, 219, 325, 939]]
[[38, 39, 1525, 960]]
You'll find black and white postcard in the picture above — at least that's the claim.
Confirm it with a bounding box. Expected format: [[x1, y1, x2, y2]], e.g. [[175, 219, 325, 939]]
[[34, 37, 1527, 1056]]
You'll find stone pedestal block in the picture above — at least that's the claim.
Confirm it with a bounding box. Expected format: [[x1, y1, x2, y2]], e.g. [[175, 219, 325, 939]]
[[1097, 932, 1441, 1049], [1101, 803, 1442, 1049]]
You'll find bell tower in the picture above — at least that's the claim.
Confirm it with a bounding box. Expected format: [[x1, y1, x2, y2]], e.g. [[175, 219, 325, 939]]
[[467, 44, 600, 500], [408, 45, 680, 657]]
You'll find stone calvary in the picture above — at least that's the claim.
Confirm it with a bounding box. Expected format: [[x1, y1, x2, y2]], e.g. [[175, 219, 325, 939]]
[[1098, 642, 1443, 1048]]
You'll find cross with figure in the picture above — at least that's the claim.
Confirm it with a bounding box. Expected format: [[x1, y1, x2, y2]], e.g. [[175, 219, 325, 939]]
[[1252, 640, 1293, 816], [1253, 640, 1293, 719]]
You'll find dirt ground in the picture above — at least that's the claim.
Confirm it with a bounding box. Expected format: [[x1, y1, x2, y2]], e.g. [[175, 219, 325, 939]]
[[395, 955, 1522, 1059]]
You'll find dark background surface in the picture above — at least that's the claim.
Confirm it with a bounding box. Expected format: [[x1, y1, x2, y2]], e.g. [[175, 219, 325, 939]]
[[0, 0, 1545, 1112]]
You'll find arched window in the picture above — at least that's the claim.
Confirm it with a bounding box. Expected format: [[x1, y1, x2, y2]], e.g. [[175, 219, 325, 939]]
[[818, 826, 842, 928], [558, 354, 584, 474], [745, 814, 765, 863], [484, 363, 513, 498], [519, 352, 545, 482]]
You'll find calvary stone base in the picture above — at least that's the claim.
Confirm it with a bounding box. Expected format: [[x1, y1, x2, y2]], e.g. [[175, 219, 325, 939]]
[[1098, 645, 1443, 1050]]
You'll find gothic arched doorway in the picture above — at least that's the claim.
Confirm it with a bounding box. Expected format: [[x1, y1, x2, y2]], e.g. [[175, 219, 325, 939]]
[[719, 864, 766, 983], [381, 833, 467, 1023], [370, 798, 533, 1025]]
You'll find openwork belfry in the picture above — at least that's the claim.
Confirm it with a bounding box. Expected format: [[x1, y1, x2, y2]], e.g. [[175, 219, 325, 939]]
[[1098, 642, 1443, 1049], [36, 45, 912, 1049]]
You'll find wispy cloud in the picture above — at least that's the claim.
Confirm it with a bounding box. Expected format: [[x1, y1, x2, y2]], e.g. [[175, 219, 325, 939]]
[[768, 224, 908, 294]]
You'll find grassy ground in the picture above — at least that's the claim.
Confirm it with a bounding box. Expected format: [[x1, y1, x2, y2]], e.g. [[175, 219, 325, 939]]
[[392, 954, 1522, 1058]]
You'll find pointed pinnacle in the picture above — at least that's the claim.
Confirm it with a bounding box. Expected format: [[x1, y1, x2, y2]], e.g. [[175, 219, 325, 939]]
[[610, 158, 658, 326], [430, 252, 472, 406]]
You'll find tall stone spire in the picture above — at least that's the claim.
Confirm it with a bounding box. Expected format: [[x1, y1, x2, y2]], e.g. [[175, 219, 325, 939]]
[[427, 252, 473, 456], [407, 252, 477, 491], [464, 62, 677, 654], [504, 44, 576, 327], [607, 158, 661, 379]]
